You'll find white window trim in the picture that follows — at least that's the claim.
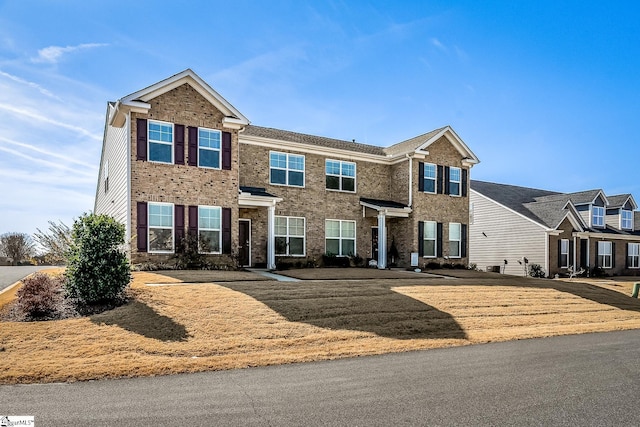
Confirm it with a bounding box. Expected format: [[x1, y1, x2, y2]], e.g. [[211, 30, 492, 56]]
[[621, 209, 633, 230], [148, 119, 174, 165], [198, 205, 222, 254], [275, 216, 306, 257], [325, 159, 357, 193], [592, 206, 605, 228], [325, 219, 357, 257], [422, 220, 437, 258], [560, 239, 570, 268], [148, 202, 174, 254], [269, 151, 305, 187], [598, 241, 612, 269], [198, 127, 222, 170], [423, 163, 437, 194], [628, 243, 640, 269], [449, 167, 461, 197], [448, 222, 461, 258]]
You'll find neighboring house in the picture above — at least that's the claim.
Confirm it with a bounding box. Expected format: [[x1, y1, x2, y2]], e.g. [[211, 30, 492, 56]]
[[470, 180, 640, 277], [94, 69, 479, 269]]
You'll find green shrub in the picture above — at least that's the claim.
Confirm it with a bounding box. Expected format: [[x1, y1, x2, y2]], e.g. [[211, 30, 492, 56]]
[[590, 266, 607, 278], [528, 263, 546, 278], [66, 214, 131, 304], [16, 273, 64, 318]]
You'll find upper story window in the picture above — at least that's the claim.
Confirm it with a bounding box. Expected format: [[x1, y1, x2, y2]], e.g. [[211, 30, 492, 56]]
[[198, 206, 221, 254], [270, 152, 304, 187], [325, 219, 356, 256], [275, 216, 305, 256], [422, 163, 436, 194], [449, 222, 461, 258], [148, 202, 174, 253], [622, 210, 633, 230], [326, 159, 356, 192], [422, 220, 437, 258], [449, 167, 461, 196], [592, 206, 604, 228], [198, 128, 221, 169], [148, 120, 173, 164], [597, 241, 612, 268]]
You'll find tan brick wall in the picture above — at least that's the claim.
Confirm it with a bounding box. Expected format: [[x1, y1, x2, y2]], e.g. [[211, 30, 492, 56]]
[[548, 217, 578, 277], [130, 84, 239, 264]]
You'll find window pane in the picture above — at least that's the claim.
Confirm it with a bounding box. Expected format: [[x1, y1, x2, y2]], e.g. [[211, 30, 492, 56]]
[[341, 221, 355, 238], [449, 241, 460, 257], [342, 240, 355, 256], [425, 222, 436, 239], [424, 164, 436, 179], [424, 178, 435, 193], [275, 217, 287, 235], [326, 160, 340, 175], [270, 153, 286, 168], [149, 228, 173, 252], [288, 155, 304, 171], [326, 220, 340, 238], [450, 182, 460, 196], [199, 129, 220, 149], [289, 218, 304, 236], [275, 237, 287, 255], [326, 175, 340, 189], [342, 177, 355, 192], [424, 240, 436, 257], [342, 162, 355, 177], [199, 207, 220, 230], [326, 239, 339, 255], [449, 223, 461, 240], [270, 169, 286, 185], [149, 142, 172, 163], [289, 237, 304, 255], [199, 149, 220, 168], [288, 171, 304, 186], [450, 167, 461, 182], [199, 230, 220, 253]]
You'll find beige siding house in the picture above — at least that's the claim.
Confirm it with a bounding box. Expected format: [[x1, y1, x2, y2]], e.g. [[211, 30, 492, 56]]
[[470, 180, 640, 277], [94, 69, 480, 269]]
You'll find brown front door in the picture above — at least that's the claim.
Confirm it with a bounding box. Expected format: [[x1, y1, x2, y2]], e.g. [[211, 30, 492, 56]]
[[239, 220, 250, 267]]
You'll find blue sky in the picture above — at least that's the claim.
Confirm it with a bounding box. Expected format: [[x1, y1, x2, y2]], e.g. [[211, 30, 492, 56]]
[[1, 0, 639, 237]]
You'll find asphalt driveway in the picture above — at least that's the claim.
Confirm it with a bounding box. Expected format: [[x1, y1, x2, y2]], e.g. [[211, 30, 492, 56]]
[[0, 266, 49, 292]]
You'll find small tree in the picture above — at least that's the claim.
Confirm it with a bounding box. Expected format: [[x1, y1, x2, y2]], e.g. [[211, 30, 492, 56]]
[[0, 232, 35, 264], [66, 214, 130, 304], [33, 220, 72, 265]]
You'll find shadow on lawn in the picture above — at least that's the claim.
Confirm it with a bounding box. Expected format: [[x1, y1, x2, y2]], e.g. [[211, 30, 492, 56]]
[[91, 300, 189, 342], [223, 281, 467, 340]]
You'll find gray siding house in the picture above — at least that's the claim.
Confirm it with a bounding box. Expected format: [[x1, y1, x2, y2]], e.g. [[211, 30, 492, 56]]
[[470, 180, 640, 277]]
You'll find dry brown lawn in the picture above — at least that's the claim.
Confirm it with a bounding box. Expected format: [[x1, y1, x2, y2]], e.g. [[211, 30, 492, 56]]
[[2, 270, 640, 384]]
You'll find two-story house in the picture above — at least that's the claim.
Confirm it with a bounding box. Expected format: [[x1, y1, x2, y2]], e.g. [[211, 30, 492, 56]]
[[470, 180, 640, 277], [94, 69, 480, 269]]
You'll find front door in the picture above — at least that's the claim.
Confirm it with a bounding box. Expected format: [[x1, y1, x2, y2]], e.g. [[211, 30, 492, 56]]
[[239, 220, 251, 267], [371, 227, 379, 262]]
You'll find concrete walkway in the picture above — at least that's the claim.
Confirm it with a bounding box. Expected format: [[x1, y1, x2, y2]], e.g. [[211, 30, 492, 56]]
[[246, 269, 301, 282]]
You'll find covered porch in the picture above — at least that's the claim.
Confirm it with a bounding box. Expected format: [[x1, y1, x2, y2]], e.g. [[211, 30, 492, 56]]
[[360, 197, 412, 269], [238, 186, 282, 269]]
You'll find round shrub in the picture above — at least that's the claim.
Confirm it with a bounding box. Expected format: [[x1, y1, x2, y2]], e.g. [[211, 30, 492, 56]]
[[16, 272, 64, 318], [65, 214, 131, 304]]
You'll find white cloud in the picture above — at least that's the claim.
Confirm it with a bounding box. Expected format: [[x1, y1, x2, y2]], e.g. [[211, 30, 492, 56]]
[[0, 103, 101, 140], [0, 70, 61, 100], [430, 37, 447, 52], [32, 43, 108, 64]]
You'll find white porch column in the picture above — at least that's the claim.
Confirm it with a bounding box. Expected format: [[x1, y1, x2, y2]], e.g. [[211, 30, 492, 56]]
[[267, 205, 276, 270], [377, 214, 387, 269]]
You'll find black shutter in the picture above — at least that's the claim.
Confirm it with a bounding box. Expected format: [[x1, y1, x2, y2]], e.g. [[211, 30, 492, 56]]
[[626, 243, 629, 269], [437, 223, 443, 258], [222, 131, 232, 170], [136, 202, 147, 252], [188, 206, 198, 238], [188, 126, 198, 166], [612, 243, 616, 268], [569, 240, 574, 267], [580, 239, 588, 268], [174, 124, 185, 165], [437, 165, 444, 194], [136, 118, 147, 161], [418, 221, 424, 257], [461, 224, 467, 258], [444, 166, 451, 195], [462, 169, 468, 197], [222, 207, 232, 254], [558, 240, 562, 268], [595, 242, 600, 267], [418, 162, 425, 192], [175, 205, 185, 249]]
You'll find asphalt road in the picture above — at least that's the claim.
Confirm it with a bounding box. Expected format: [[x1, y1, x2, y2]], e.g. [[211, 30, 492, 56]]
[[0, 266, 49, 292], [2, 329, 640, 426]]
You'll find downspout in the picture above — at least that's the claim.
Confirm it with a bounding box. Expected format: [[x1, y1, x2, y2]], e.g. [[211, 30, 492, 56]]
[[407, 154, 413, 207], [544, 231, 550, 277], [573, 235, 577, 275], [126, 111, 132, 257]]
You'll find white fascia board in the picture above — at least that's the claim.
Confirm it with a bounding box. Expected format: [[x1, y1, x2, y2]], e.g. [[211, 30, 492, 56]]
[[577, 231, 640, 242], [222, 117, 247, 130], [239, 135, 392, 164], [560, 201, 587, 230], [239, 193, 282, 207], [471, 189, 551, 231], [591, 190, 609, 206], [359, 201, 412, 217], [417, 126, 480, 165]]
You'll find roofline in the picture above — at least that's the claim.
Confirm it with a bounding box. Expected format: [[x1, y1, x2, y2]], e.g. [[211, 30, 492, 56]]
[[608, 194, 638, 210], [418, 126, 480, 165]]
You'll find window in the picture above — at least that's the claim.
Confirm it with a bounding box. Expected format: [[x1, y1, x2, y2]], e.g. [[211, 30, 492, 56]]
[[198, 128, 221, 169], [326, 220, 356, 256], [449, 222, 461, 258], [622, 210, 633, 230], [275, 216, 305, 256], [592, 206, 604, 227], [326, 159, 356, 192], [598, 241, 612, 268], [270, 152, 304, 187], [421, 163, 436, 193], [148, 120, 173, 164], [628, 243, 640, 269], [148, 202, 173, 253], [198, 206, 221, 253], [449, 167, 461, 196], [560, 239, 569, 268], [423, 221, 437, 257]]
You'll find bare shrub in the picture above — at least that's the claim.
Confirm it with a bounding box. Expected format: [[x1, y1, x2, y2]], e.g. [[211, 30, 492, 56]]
[[16, 273, 64, 318]]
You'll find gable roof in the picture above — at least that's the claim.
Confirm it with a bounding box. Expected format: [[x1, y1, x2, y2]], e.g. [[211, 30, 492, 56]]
[[383, 126, 480, 164], [534, 189, 607, 206], [607, 194, 638, 210]]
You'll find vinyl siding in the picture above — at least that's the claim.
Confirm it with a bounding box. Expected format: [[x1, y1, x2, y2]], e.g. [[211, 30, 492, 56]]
[[469, 190, 548, 276], [94, 106, 130, 241], [605, 208, 619, 229]]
